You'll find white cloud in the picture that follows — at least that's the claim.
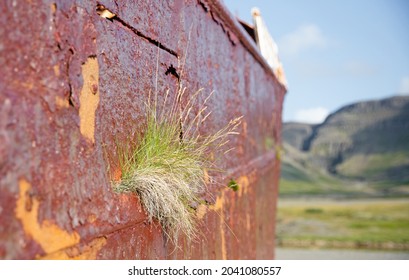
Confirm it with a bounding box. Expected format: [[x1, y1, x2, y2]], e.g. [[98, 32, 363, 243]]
[[278, 24, 327, 57], [398, 76, 409, 94], [294, 107, 329, 124]]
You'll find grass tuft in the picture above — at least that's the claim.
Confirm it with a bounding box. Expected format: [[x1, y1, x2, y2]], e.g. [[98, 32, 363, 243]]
[[228, 179, 239, 192], [112, 87, 242, 244]]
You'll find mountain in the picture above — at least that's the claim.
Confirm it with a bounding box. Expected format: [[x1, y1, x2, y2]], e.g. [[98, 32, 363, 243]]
[[280, 95, 409, 198]]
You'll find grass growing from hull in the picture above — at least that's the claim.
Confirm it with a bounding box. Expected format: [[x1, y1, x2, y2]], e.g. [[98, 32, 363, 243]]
[[113, 87, 242, 244]]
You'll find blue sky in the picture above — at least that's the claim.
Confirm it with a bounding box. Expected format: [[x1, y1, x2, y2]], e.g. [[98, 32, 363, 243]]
[[223, 0, 409, 123]]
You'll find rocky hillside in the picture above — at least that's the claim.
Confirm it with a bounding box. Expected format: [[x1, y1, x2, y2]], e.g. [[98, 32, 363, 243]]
[[281, 95, 409, 197]]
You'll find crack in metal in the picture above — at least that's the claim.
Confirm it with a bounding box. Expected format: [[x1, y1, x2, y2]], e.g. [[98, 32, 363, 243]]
[[67, 48, 75, 107], [113, 17, 178, 58], [96, 4, 178, 58], [164, 64, 180, 81]]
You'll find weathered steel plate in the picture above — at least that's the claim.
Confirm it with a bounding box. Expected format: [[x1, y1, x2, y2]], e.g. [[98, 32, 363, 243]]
[[0, 0, 286, 259]]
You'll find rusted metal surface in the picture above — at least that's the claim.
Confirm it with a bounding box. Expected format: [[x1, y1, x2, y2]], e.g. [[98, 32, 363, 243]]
[[0, 0, 286, 259]]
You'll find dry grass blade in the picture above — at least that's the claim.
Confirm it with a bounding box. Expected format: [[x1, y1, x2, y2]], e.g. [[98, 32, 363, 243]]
[[113, 87, 241, 244]]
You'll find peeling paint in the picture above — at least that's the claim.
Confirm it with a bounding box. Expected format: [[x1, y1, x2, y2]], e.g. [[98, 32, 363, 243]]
[[55, 96, 69, 109], [87, 214, 97, 223], [2, 0, 284, 259], [50, 3, 56, 14], [19, 81, 34, 90], [15, 179, 81, 254], [79, 57, 99, 143], [236, 175, 250, 198], [53, 65, 60, 76], [39, 237, 107, 260], [196, 204, 207, 220], [96, 4, 116, 20], [210, 191, 227, 259]]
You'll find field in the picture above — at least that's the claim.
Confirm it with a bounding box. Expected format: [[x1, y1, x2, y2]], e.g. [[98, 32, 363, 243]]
[[276, 198, 409, 250]]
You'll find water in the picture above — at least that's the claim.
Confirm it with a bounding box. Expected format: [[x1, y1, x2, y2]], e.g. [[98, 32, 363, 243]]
[[275, 248, 409, 260]]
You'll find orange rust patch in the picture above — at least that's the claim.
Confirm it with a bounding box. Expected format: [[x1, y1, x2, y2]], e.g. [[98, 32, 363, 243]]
[[242, 121, 248, 137], [39, 237, 107, 260], [79, 57, 100, 143], [210, 190, 224, 212], [15, 179, 80, 254], [20, 81, 34, 90], [210, 191, 227, 260], [50, 3, 57, 13], [246, 213, 251, 231], [275, 63, 287, 87], [111, 167, 122, 182], [236, 175, 250, 198], [196, 204, 207, 220], [87, 214, 97, 223], [53, 64, 60, 76], [55, 96, 69, 109]]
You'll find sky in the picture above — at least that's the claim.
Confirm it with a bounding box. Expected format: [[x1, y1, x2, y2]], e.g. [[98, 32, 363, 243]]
[[223, 0, 409, 123]]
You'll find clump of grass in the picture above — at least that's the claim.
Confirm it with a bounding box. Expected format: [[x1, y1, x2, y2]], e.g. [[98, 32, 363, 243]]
[[228, 179, 239, 192], [113, 87, 242, 244]]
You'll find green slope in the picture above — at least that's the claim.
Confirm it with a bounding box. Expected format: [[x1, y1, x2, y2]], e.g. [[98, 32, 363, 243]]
[[280, 95, 409, 198]]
